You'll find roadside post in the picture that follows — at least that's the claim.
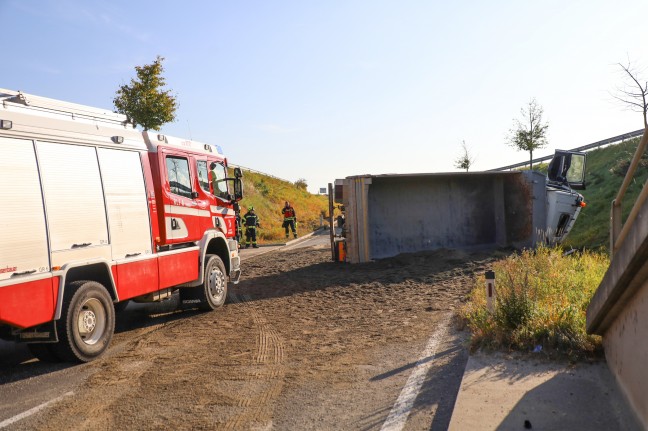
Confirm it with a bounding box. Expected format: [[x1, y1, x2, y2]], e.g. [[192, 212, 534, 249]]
[[485, 270, 496, 312], [328, 183, 336, 261]]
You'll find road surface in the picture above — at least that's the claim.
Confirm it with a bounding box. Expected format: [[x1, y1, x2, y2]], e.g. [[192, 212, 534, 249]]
[[1, 231, 486, 430]]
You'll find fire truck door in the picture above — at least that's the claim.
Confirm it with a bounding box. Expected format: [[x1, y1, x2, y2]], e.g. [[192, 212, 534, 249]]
[[97, 148, 152, 260], [164, 155, 204, 242]]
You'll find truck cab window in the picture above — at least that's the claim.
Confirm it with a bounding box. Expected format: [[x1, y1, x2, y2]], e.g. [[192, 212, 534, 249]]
[[209, 162, 229, 200], [166, 156, 193, 199], [197, 160, 210, 192]]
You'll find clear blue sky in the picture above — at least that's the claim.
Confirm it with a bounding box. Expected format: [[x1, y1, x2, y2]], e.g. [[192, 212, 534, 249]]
[[2, 0, 647, 192]]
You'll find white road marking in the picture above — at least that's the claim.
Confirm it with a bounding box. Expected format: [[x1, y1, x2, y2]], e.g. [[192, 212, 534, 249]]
[[380, 315, 450, 431], [0, 391, 74, 429]]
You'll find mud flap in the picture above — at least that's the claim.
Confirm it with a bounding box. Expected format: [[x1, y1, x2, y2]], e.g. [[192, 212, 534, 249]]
[[15, 320, 58, 343], [179, 287, 205, 308]]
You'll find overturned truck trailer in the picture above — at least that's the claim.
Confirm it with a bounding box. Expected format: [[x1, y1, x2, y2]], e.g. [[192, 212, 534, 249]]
[[334, 153, 586, 263]]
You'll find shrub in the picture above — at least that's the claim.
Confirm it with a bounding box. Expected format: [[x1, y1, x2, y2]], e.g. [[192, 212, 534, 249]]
[[294, 178, 308, 190]]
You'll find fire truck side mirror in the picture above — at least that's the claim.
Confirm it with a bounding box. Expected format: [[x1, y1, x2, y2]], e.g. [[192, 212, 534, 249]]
[[233, 167, 243, 178], [233, 178, 243, 201]]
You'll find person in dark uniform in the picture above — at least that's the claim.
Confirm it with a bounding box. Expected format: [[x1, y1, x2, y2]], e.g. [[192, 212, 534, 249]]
[[243, 207, 260, 248]]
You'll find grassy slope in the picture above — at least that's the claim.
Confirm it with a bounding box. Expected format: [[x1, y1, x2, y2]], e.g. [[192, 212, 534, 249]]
[[237, 170, 329, 243], [563, 137, 648, 250]]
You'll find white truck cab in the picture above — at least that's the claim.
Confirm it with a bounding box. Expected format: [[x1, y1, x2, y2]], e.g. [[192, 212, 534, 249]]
[[544, 150, 587, 245]]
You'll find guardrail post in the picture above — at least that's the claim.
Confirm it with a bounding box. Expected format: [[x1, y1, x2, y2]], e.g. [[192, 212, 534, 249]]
[[610, 199, 621, 257]]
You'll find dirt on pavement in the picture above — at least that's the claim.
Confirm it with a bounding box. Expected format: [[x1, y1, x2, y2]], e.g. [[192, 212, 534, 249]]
[[12, 244, 499, 431]]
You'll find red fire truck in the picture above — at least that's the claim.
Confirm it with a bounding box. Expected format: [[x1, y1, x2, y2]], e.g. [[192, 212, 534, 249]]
[[0, 89, 243, 362]]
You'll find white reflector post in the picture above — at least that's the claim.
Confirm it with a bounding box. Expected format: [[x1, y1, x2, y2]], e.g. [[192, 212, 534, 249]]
[[485, 270, 496, 312]]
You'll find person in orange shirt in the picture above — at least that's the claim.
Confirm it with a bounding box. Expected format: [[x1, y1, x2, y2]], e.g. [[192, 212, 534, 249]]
[[281, 201, 297, 239]]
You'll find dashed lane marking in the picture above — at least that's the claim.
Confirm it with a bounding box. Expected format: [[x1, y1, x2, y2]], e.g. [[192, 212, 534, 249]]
[[380, 314, 451, 431], [0, 391, 74, 429]]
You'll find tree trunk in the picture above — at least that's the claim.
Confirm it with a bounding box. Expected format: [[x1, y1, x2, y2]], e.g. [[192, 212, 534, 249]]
[[529, 150, 533, 170]]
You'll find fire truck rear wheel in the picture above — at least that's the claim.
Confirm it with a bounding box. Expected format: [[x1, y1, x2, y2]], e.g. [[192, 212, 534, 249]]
[[53, 280, 115, 363], [199, 254, 228, 310]]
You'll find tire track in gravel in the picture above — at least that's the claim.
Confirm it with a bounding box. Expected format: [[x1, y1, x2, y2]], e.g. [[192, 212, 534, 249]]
[[223, 293, 286, 430]]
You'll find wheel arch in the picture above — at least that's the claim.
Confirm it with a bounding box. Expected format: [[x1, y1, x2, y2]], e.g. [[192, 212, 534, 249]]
[[205, 235, 231, 275], [54, 260, 117, 320]]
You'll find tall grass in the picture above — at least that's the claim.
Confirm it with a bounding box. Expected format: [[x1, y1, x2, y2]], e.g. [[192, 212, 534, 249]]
[[460, 246, 608, 359]]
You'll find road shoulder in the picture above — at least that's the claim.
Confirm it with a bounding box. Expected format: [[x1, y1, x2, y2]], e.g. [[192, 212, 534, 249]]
[[448, 352, 643, 430]]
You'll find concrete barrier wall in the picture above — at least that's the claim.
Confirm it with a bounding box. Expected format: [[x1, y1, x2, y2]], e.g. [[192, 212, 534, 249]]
[[602, 280, 648, 428], [587, 181, 648, 427], [339, 171, 546, 263]]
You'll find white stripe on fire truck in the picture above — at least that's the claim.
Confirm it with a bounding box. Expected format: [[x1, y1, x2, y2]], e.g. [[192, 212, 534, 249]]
[[210, 206, 235, 216], [164, 205, 211, 218]]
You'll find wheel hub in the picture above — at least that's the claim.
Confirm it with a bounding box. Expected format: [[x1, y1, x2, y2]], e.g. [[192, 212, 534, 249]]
[[77, 297, 106, 345], [81, 310, 97, 333], [209, 268, 224, 297]]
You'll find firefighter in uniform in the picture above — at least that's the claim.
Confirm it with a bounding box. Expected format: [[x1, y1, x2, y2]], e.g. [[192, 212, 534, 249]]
[[281, 201, 297, 239], [243, 207, 260, 248]]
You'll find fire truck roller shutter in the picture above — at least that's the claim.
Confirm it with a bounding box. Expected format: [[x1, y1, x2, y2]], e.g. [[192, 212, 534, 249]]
[[0, 137, 49, 282], [36, 142, 111, 266]]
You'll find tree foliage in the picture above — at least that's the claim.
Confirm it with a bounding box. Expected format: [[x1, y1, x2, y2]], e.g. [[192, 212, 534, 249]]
[[454, 140, 475, 172], [114, 56, 177, 131], [507, 99, 549, 169], [294, 178, 308, 190]]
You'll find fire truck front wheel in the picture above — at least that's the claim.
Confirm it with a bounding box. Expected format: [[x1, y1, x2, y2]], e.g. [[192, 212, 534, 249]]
[[200, 254, 228, 310], [53, 280, 116, 363], [181, 254, 227, 310]]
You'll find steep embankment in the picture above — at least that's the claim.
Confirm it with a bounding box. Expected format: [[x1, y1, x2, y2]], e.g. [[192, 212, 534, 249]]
[[564, 137, 648, 250], [237, 169, 329, 243]]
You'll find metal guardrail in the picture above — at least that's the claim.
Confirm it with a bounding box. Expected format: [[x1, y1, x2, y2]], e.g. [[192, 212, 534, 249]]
[[229, 163, 293, 184], [490, 129, 645, 171], [610, 128, 648, 255]]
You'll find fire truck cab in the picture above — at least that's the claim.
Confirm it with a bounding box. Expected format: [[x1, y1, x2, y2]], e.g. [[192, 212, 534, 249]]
[[0, 89, 242, 362]]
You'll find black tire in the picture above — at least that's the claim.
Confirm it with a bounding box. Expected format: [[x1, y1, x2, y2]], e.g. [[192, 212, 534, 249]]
[[52, 280, 115, 363], [180, 254, 228, 311], [28, 343, 61, 363]]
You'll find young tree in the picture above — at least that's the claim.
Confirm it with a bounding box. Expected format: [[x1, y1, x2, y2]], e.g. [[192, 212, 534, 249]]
[[507, 99, 549, 169], [114, 56, 177, 131], [610, 61, 648, 251], [613, 61, 648, 128], [454, 140, 475, 172]]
